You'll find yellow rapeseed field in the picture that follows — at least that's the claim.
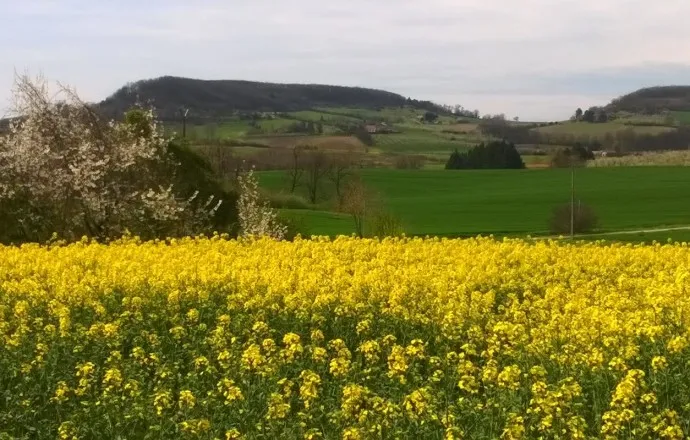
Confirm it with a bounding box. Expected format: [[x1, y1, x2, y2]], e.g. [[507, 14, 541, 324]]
[[2, 235, 690, 439]]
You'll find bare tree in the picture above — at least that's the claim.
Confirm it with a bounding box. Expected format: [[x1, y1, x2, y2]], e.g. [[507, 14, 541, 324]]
[[303, 149, 330, 204], [197, 144, 244, 184], [329, 149, 358, 206], [210, 145, 231, 181], [340, 177, 371, 237], [286, 145, 305, 193]]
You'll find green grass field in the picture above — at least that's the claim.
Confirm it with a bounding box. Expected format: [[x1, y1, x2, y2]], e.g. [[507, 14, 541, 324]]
[[165, 121, 253, 139], [259, 167, 690, 237], [317, 106, 421, 123], [255, 118, 303, 132], [288, 110, 360, 124], [373, 133, 475, 153], [280, 209, 355, 236], [672, 111, 690, 126], [167, 117, 341, 140]]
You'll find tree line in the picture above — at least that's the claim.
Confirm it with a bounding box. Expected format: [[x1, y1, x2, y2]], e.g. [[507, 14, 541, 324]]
[[606, 86, 690, 114], [572, 107, 609, 123], [445, 140, 525, 170], [98, 76, 455, 122]]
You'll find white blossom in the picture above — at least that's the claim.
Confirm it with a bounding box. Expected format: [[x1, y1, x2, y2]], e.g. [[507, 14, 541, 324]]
[[237, 168, 287, 240], [0, 74, 214, 242]]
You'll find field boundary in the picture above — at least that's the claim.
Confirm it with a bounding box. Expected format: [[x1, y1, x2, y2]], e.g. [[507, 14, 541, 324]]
[[538, 225, 690, 240]]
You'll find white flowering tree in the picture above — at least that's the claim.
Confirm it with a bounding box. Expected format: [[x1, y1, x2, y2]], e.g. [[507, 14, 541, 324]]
[[0, 74, 220, 242], [237, 168, 286, 240]]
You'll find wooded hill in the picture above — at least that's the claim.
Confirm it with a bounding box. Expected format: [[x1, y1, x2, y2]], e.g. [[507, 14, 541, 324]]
[[98, 76, 446, 121], [606, 86, 690, 114]]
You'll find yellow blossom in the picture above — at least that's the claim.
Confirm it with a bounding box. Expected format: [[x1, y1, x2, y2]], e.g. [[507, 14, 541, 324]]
[[179, 389, 196, 409]]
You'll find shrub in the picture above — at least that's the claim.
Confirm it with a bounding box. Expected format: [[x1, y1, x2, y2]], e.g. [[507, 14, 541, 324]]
[[549, 202, 599, 234], [353, 127, 374, 147], [268, 192, 312, 210], [166, 138, 238, 234], [370, 212, 405, 237], [394, 155, 425, 170], [237, 168, 287, 239], [0, 75, 225, 243], [550, 145, 593, 168], [550, 149, 577, 168], [277, 212, 309, 240]]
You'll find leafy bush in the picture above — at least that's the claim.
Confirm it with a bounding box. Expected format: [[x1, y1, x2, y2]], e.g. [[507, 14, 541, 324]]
[[549, 202, 599, 234], [166, 139, 239, 234]]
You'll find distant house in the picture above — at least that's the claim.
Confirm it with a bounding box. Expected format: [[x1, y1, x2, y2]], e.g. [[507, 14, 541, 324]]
[[592, 150, 620, 158], [364, 122, 395, 134]]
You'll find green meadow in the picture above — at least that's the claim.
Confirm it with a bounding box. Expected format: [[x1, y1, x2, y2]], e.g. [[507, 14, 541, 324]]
[[260, 167, 690, 237]]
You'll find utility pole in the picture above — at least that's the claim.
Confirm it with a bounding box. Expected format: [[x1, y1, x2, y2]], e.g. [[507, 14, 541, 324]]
[[181, 108, 189, 138], [570, 154, 575, 240]]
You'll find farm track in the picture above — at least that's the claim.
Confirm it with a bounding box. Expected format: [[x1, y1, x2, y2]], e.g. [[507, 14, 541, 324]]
[[538, 225, 690, 240]]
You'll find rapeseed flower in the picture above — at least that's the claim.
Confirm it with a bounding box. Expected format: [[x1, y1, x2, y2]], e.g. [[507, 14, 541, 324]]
[[2, 236, 690, 438]]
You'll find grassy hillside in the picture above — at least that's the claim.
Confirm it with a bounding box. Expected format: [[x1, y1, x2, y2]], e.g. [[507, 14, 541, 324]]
[[372, 132, 474, 153], [171, 105, 484, 170], [94, 78, 690, 166], [259, 167, 690, 236], [98, 76, 447, 121]]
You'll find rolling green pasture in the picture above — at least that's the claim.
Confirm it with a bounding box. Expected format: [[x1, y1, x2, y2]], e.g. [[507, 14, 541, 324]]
[[167, 119, 313, 139], [317, 106, 457, 124], [164, 121, 251, 138], [373, 133, 474, 153], [288, 111, 360, 124], [317, 106, 422, 123], [259, 167, 690, 237], [256, 118, 303, 132]]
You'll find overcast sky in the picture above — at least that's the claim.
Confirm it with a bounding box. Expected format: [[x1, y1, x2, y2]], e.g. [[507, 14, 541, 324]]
[[3, 0, 690, 121]]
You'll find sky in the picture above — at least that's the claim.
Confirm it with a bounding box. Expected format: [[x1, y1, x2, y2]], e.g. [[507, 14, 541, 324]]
[[2, 0, 690, 121]]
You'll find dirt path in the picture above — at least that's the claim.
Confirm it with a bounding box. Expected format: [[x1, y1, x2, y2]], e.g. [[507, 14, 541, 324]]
[[585, 225, 690, 236], [537, 225, 690, 240]]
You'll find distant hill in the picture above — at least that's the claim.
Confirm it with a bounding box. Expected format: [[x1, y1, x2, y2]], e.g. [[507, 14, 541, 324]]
[[606, 86, 690, 114], [98, 76, 444, 121]]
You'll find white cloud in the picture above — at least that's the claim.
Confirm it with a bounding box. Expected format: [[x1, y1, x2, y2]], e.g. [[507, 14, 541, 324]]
[[2, 0, 690, 119]]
